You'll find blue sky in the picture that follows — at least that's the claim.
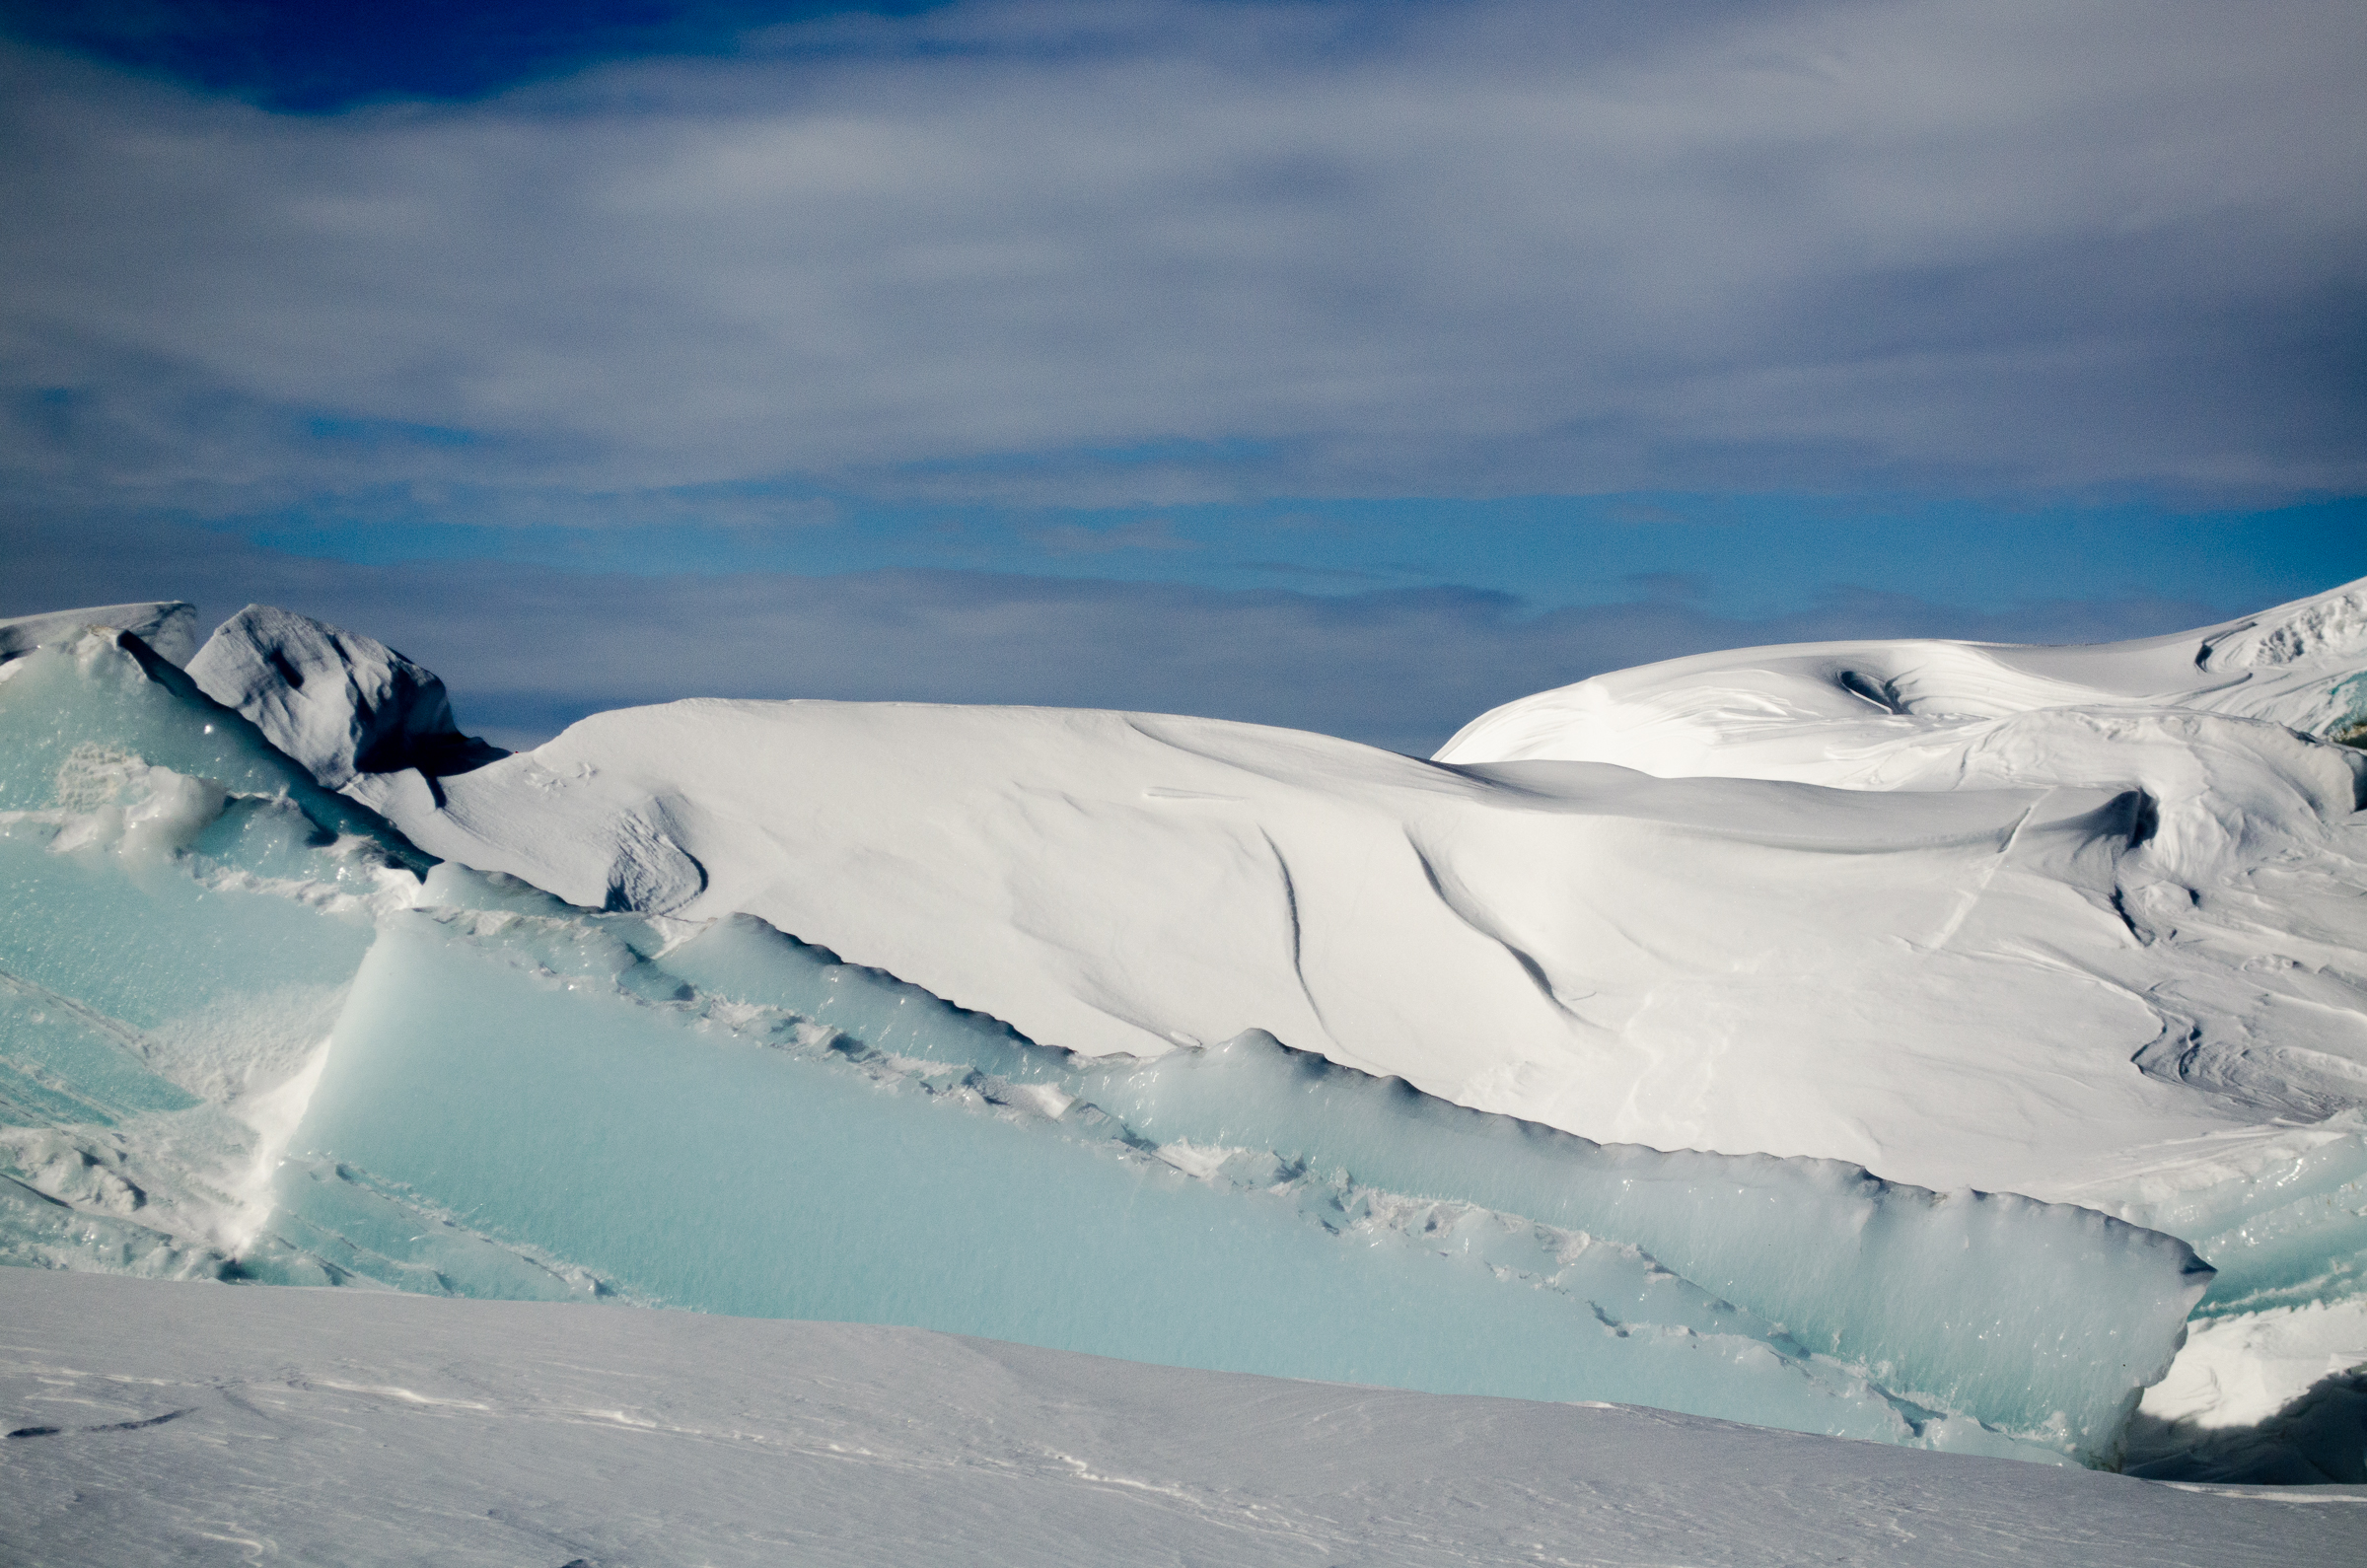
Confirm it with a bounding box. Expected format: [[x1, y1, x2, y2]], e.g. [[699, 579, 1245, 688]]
[[4, 1, 2363, 751]]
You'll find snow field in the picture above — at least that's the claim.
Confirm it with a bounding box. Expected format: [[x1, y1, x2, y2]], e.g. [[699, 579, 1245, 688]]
[[5, 1268, 2361, 1568]]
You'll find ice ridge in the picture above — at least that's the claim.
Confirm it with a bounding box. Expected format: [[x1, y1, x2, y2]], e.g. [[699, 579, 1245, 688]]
[[0, 627, 2219, 1467]]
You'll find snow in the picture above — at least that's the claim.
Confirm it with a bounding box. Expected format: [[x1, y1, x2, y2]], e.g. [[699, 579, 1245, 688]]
[[0, 602, 195, 668], [186, 604, 501, 790], [5, 1269, 2360, 1568], [0, 628, 2214, 1466], [5, 577, 2367, 1541], [2132, 1297, 2367, 1483], [341, 606, 2367, 1214]]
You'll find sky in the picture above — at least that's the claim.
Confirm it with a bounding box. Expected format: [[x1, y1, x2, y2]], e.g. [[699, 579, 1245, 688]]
[[3, 0, 2363, 753]]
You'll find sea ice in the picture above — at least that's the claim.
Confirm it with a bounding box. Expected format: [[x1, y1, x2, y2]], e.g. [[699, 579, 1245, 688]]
[[0, 627, 2215, 1464]]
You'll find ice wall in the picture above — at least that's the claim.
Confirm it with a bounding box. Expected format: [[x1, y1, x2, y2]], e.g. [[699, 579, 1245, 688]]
[[0, 630, 2215, 1466], [263, 884, 2209, 1462]]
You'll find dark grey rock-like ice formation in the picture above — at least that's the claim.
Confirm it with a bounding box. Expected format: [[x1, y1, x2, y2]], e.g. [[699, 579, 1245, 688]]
[[187, 605, 500, 790]]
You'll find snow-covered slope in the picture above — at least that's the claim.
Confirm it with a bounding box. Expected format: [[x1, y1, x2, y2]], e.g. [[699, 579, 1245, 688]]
[[1436, 579, 2367, 791], [6, 1270, 2358, 1568], [341, 586, 2367, 1215], [0, 629, 2218, 1467]]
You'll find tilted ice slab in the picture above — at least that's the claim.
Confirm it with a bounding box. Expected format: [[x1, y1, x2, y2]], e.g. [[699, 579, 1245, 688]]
[[0, 632, 2211, 1465]]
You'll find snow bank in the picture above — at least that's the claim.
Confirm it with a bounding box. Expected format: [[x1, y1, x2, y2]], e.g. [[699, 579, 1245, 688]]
[[9, 584, 2367, 1476], [11, 1271, 2356, 1568], [0, 629, 2213, 1464], [323, 577, 2367, 1476]]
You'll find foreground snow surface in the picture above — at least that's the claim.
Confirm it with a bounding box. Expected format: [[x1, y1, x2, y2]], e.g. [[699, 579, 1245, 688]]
[[4, 1271, 2361, 1568]]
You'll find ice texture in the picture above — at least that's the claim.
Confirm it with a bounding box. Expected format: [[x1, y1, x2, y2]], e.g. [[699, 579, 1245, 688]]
[[0, 628, 2216, 1466], [187, 604, 501, 789], [0, 629, 429, 862]]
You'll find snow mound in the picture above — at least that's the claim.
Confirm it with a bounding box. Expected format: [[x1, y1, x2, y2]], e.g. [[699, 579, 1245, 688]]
[[186, 604, 500, 791], [8, 584, 2367, 1480], [1434, 576, 2367, 780], [0, 602, 195, 667]]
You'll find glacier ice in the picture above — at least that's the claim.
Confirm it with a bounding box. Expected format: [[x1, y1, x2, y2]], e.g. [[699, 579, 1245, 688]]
[[0, 627, 2218, 1466]]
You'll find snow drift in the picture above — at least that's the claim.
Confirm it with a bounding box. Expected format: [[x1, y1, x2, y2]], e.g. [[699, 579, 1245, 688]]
[[342, 592, 2367, 1211]]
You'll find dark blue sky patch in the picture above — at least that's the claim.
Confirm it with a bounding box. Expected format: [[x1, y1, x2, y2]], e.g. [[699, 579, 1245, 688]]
[[0, 1, 949, 111]]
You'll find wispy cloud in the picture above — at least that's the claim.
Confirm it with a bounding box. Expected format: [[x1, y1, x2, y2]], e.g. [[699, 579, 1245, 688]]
[[1026, 517, 1199, 554], [3, 0, 2361, 528]]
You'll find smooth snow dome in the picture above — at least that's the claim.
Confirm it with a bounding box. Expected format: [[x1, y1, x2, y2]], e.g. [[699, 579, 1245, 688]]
[[349, 582, 2367, 1204]]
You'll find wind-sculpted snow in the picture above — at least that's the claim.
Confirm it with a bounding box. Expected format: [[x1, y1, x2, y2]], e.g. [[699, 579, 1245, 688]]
[[187, 604, 502, 789], [1433, 576, 2367, 1479], [0, 629, 2216, 1466], [346, 672, 2367, 1211]]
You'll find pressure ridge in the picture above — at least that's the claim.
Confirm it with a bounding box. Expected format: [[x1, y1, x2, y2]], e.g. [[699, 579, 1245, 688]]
[[3, 581, 2364, 1478]]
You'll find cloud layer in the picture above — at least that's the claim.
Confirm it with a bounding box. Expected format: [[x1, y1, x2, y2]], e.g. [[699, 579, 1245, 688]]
[[5, 0, 2363, 522], [5, 511, 2222, 756]]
